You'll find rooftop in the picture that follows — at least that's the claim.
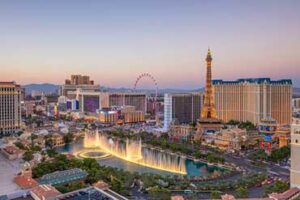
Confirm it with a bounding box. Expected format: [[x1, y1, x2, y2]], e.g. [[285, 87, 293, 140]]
[[2, 146, 23, 155], [55, 186, 128, 200], [0, 81, 20, 87], [14, 175, 38, 189], [30, 185, 61, 200], [213, 78, 292, 85], [0, 195, 8, 200], [221, 187, 300, 200], [38, 168, 88, 186], [269, 187, 300, 200]]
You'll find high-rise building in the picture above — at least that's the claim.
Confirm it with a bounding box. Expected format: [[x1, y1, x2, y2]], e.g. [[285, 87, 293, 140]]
[[71, 90, 108, 113], [108, 93, 146, 112], [67, 90, 146, 114], [293, 98, 300, 111], [291, 117, 300, 188], [68, 75, 94, 85], [213, 78, 292, 125], [163, 93, 202, 130], [60, 75, 100, 98], [0, 82, 22, 136]]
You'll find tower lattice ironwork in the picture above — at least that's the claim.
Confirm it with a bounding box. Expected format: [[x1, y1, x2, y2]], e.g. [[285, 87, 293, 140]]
[[201, 48, 217, 119]]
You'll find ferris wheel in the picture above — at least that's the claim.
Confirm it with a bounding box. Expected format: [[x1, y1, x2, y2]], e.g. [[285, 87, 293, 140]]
[[133, 73, 158, 100], [133, 73, 159, 119]]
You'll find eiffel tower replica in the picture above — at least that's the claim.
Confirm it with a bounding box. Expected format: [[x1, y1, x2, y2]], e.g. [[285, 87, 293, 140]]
[[195, 49, 223, 141]]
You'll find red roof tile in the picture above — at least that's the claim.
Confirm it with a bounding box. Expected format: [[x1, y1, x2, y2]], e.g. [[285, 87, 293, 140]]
[[14, 175, 38, 189]]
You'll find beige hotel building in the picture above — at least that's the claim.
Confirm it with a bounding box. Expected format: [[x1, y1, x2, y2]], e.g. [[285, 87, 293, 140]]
[[213, 78, 292, 125], [0, 82, 22, 136], [291, 117, 300, 188]]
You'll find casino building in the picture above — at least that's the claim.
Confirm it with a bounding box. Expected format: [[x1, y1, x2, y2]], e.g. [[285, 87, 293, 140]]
[[213, 78, 292, 125], [163, 93, 203, 130], [291, 117, 300, 188], [0, 82, 22, 136]]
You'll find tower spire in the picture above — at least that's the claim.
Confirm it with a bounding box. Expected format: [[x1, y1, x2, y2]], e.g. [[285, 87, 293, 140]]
[[206, 48, 212, 62]]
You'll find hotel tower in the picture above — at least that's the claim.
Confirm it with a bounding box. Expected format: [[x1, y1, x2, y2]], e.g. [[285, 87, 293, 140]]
[[213, 78, 292, 125], [291, 117, 300, 188], [0, 82, 22, 136]]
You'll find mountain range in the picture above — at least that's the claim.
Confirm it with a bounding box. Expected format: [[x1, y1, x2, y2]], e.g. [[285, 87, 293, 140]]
[[22, 83, 300, 96], [23, 83, 59, 95]]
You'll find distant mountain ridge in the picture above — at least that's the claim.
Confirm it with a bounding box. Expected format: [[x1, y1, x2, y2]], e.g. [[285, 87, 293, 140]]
[[23, 83, 59, 95], [23, 83, 203, 95], [102, 87, 204, 94], [22, 83, 300, 96]]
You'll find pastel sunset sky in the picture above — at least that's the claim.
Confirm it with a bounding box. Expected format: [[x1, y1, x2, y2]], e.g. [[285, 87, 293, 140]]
[[0, 0, 299, 89]]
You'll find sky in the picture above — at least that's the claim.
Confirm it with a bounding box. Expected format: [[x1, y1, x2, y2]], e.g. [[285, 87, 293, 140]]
[[0, 0, 299, 89]]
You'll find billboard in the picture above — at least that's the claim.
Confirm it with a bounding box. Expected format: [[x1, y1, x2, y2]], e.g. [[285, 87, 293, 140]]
[[263, 134, 272, 142], [66, 101, 72, 109], [259, 125, 276, 132], [83, 95, 100, 113]]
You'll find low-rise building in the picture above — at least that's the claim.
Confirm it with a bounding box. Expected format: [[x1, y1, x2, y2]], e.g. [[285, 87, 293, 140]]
[[121, 108, 145, 123], [30, 185, 61, 200], [22, 100, 36, 117], [1, 145, 24, 160], [204, 128, 248, 152], [51, 133, 65, 147], [259, 118, 291, 153], [222, 187, 300, 200], [33, 135, 46, 148], [14, 175, 38, 189], [93, 180, 110, 190], [169, 123, 195, 141], [38, 168, 88, 186], [55, 186, 128, 200], [97, 106, 145, 124], [171, 196, 185, 200], [99, 110, 118, 123], [291, 117, 300, 188]]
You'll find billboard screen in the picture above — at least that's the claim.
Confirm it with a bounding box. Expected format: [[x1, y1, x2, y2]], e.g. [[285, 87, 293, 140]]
[[83, 95, 100, 113], [264, 134, 272, 142], [66, 101, 72, 109]]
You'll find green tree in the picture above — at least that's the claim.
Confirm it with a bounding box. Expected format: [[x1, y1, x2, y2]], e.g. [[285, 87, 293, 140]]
[[236, 187, 249, 198], [248, 150, 267, 161], [31, 145, 41, 152], [30, 134, 38, 147], [211, 190, 221, 199], [265, 181, 289, 194], [46, 149, 58, 158], [239, 121, 255, 130], [45, 138, 54, 148], [23, 151, 34, 161], [269, 146, 290, 162], [226, 120, 240, 126], [15, 142, 27, 150], [63, 132, 74, 144], [148, 187, 171, 200]]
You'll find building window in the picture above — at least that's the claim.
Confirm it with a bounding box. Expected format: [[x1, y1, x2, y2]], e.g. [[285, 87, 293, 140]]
[[296, 139, 298, 144]]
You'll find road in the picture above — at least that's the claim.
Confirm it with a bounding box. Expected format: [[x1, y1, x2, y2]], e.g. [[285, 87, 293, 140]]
[[0, 154, 21, 195]]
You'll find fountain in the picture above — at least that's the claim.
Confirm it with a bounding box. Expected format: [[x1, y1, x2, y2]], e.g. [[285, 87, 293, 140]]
[[77, 130, 187, 175]]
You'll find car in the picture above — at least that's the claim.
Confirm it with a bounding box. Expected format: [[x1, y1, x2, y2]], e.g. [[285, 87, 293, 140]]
[[78, 191, 87, 195], [184, 189, 193, 194]]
